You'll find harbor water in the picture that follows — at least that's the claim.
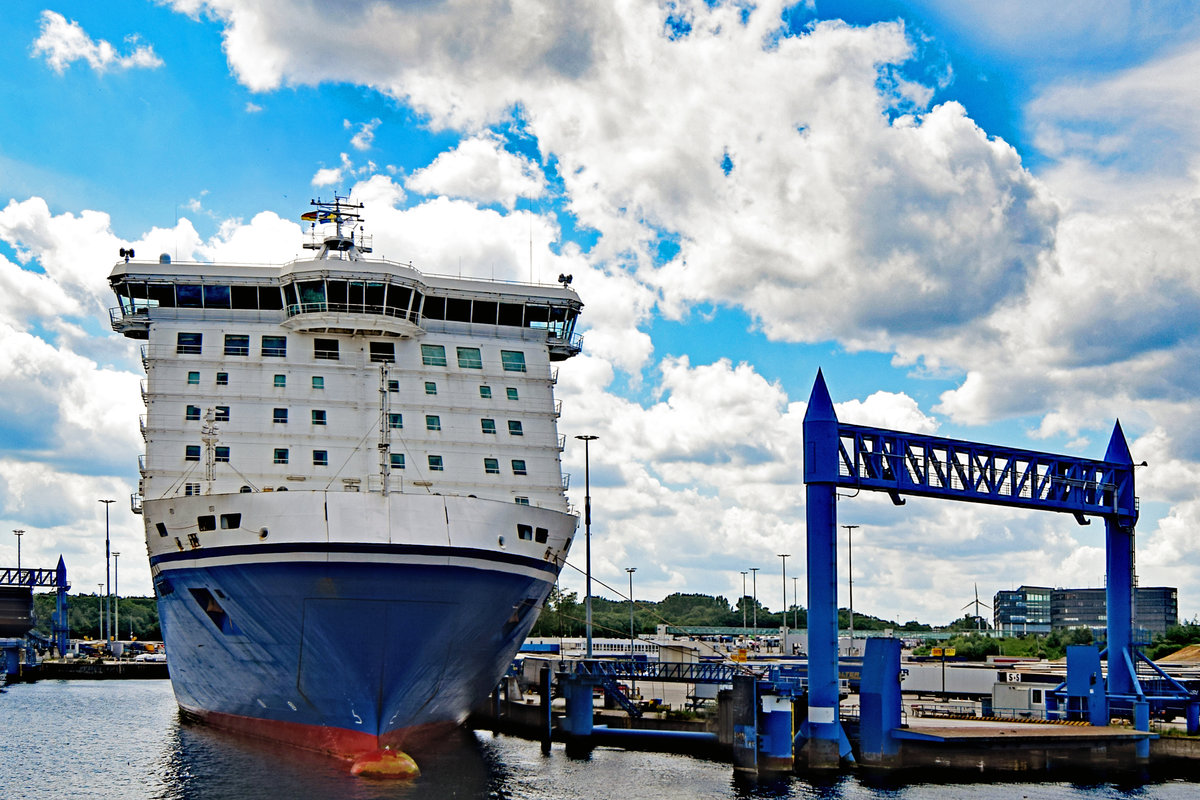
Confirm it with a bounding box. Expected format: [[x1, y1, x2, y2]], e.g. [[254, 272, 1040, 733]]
[[2, 679, 1199, 800]]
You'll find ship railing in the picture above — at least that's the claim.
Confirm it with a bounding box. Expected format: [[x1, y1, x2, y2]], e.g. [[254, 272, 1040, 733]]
[[561, 473, 571, 490], [140, 344, 149, 369], [550, 367, 559, 384], [554, 399, 562, 418], [137, 455, 147, 477], [557, 434, 566, 452], [139, 380, 148, 404], [284, 302, 418, 322], [139, 415, 147, 440], [130, 493, 144, 515]]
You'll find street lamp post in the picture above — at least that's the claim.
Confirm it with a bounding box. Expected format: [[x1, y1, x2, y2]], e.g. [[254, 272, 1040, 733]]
[[626, 568, 637, 656], [740, 571, 748, 632], [574, 435, 598, 658], [113, 551, 120, 643], [749, 567, 759, 637], [13, 529, 23, 583], [100, 499, 115, 644], [792, 576, 799, 630], [97, 584, 105, 642], [778, 554, 790, 654], [843, 524, 858, 656]]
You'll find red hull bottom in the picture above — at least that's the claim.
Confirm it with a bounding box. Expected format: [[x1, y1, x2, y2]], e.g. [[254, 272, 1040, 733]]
[[179, 704, 460, 763]]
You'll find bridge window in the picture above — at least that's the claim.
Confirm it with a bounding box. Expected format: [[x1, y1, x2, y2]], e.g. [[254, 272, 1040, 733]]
[[176, 332, 202, 355], [456, 347, 483, 369], [421, 344, 447, 366], [262, 336, 287, 357], [369, 341, 395, 363], [314, 338, 339, 360], [472, 301, 498, 324], [203, 285, 231, 309], [177, 285, 202, 308], [224, 334, 250, 356], [500, 350, 526, 372], [446, 297, 471, 322]]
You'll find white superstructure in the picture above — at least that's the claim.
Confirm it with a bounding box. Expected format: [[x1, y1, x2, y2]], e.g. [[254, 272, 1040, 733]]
[[110, 200, 583, 514]]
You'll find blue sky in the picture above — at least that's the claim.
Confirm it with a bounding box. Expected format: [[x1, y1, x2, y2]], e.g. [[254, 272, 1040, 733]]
[[4, 1, 1200, 627]]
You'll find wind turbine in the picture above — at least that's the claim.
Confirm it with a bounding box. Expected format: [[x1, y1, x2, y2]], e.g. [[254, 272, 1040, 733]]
[[962, 584, 991, 631]]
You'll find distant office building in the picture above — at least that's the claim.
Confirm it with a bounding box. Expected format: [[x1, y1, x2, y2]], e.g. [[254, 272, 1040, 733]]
[[995, 586, 1178, 637], [993, 585, 1053, 635]]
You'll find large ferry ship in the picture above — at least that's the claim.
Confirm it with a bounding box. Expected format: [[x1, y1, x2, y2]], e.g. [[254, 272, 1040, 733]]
[[108, 199, 582, 769]]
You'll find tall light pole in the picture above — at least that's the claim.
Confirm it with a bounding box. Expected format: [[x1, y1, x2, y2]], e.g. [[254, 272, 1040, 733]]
[[792, 576, 799, 630], [627, 566, 637, 698], [749, 567, 760, 636], [626, 568, 637, 656], [97, 584, 105, 642], [740, 571, 748, 632], [113, 551, 120, 643], [13, 529, 23, 582], [574, 435, 598, 658], [100, 499, 115, 644], [778, 554, 790, 653], [843, 524, 858, 656]]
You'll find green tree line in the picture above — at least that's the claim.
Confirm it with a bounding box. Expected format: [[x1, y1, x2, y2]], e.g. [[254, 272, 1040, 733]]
[[529, 588, 923, 638], [32, 593, 161, 641]]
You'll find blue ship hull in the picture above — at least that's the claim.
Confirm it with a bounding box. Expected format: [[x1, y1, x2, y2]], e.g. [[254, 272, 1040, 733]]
[[151, 542, 555, 757]]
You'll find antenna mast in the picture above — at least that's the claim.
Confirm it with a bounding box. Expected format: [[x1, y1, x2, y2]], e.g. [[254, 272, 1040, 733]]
[[379, 364, 391, 496]]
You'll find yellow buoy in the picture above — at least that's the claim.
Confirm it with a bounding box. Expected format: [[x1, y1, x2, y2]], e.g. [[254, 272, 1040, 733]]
[[350, 748, 420, 779]]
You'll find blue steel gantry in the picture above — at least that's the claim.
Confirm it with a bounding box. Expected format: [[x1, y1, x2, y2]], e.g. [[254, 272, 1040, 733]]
[[801, 370, 1191, 768], [0, 556, 70, 665]]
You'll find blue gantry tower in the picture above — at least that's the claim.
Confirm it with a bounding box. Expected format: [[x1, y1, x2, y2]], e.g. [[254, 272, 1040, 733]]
[[801, 370, 1190, 767]]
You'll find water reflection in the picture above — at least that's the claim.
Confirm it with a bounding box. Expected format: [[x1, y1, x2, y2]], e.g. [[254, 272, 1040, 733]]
[[150, 718, 502, 800], [4, 680, 1199, 800]]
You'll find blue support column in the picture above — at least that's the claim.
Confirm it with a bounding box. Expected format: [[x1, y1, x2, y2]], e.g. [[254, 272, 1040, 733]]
[[859, 638, 902, 765], [561, 674, 595, 738], [1103, 423, 1137, 700], [1066, 645, 1108, 725], [802, 371, 846, 768], [53, 556, 70, 657], [759, 693, 795, 772]]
